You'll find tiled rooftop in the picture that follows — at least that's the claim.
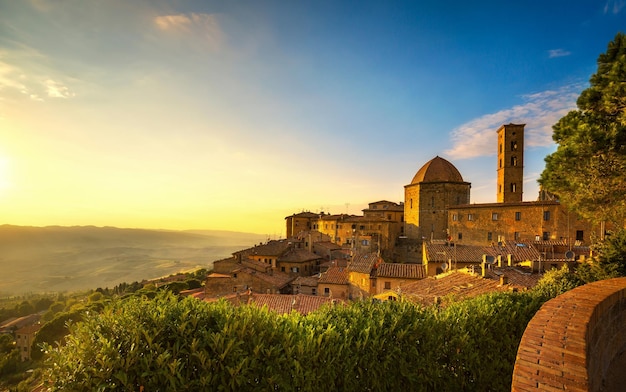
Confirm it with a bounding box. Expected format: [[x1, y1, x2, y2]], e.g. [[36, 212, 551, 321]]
[[278, 248, 322, 263], [376, 263, 427, 279], [348, 252, 381, 274], [399, 270, 519, 307], [425, 240, 542, 264], [232, 267, 294, 288], [292, 275, 319, 287], [248, 293, 338, 315], [318, 266, 350, 285], [249, 239, 292, 257]]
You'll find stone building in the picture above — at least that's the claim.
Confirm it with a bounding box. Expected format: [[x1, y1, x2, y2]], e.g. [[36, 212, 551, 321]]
[[446, 124, 600, 246], [404, 156, 471, 242]]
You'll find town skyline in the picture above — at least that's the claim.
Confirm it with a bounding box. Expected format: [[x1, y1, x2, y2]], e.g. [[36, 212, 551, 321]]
[[0, 1, 624, 234]]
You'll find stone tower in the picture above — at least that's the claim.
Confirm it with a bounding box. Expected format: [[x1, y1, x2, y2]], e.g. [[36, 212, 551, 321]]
[[496, 123, 524, 203], [404, 156, 471, 241]]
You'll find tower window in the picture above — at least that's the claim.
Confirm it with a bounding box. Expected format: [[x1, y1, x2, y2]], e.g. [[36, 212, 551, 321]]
[[511, 141, 518, 151], [511, 183, 516, 192], [511, 156, 517, 166], [515, 212, 521, 221], [543, 211, 550, 221]]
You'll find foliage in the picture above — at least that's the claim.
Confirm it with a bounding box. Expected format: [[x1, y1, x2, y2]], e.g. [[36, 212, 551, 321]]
[[539, 32, 626, 226], [575, 228, 626, 283], [531, 265, 584, 300], [44, 291, 544, 391], [31, 309, 85, 361]]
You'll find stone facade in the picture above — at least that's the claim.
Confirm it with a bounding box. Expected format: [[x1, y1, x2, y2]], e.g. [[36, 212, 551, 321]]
[[448, 201, 599, 246], [404, 156, 471, 242], [497, 123, 524, 203]]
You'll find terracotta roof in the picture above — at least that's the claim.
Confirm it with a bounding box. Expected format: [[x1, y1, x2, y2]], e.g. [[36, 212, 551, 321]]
[[207, 272, 231, 279], [483, 266, 541, 289], [399, 271, 516, 307], [348, 253, 382, 274], [278, 248, 321, 263], [410, 156, 466, 184], [285, 211, 320, 219], [248, 293, 338, 315], [233, 267, 294, 289], [292, 275, 319, 287], [425, 241, 541, 264], [319, 266, 350, 285], [376, 263, 427, 279], [249, 240, 292, 257], [179, 287, 205, 297]]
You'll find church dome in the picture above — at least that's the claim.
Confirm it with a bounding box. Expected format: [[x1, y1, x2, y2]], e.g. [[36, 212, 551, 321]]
[[411, 156, 464, 184]]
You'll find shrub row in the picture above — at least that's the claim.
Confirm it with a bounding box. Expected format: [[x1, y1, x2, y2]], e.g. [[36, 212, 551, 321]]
[[44, 290, 544, 391]]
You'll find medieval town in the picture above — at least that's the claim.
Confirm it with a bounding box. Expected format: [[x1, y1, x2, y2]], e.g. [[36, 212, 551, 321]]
[[185, 123, 599, 313]]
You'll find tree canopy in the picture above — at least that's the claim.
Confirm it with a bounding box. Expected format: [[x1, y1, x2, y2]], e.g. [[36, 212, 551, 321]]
[[539, 32, 626, 227]]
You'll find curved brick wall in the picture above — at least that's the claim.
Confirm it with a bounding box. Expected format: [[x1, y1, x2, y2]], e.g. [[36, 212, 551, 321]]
[[512, 277, 626, 391]]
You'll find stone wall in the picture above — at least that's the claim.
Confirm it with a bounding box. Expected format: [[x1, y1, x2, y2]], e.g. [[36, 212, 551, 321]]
[[512, 277, 626, 391]]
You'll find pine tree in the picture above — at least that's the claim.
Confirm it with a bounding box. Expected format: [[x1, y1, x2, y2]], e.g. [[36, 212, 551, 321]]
[[539, 33, 626, 227]]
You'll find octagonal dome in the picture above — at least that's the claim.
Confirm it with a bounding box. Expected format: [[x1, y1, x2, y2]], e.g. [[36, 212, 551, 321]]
[[411, 156, 464, 184]]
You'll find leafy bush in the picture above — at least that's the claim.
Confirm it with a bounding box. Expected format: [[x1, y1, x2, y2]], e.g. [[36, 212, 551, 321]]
[[44, 291, 544, 391]]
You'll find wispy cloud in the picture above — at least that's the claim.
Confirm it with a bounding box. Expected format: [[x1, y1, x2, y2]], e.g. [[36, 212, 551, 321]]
[[548, 48, 571, 58], [445, 83, 583, 159], [154, 13, 223, 51], [45, 79, 75, 98], [604, 0, 626, 14]]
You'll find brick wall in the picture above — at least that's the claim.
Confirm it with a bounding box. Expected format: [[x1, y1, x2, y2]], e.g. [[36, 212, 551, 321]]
[[512, 277, 626, 391]]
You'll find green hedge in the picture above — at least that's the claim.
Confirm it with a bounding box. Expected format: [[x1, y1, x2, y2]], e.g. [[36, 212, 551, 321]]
[[43, 290, 543, 391]]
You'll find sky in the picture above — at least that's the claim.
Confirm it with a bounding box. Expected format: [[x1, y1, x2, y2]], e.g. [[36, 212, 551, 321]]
[[0, 0, 624, 236]]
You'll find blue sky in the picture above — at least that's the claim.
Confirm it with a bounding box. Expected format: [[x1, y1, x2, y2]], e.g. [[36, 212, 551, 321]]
[[0, 0, 624, 235]]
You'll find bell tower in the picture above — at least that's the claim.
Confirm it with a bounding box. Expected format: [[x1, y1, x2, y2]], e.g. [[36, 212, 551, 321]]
[[497, 123, 524, 203]]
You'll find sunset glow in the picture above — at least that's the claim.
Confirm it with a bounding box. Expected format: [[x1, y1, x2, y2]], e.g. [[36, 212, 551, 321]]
[[0, 1, 623, 235]]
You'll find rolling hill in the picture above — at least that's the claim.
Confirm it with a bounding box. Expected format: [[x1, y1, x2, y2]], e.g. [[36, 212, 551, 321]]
[[0, 225, 267, 295]]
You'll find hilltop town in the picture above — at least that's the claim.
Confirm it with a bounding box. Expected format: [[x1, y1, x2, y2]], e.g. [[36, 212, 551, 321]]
[[180, 123, 599, 314]]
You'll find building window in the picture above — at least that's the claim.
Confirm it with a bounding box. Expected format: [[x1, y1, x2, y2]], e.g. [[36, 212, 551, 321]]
[[458, 232, 463, 240], [499, 159, 502, 168], [292, 267, 299, 273], [384, 281, 391, 290], [543, 211, 550, 221], [511, 141, 518, 151], [452, 214, 458, 221], [492, 213, 498, 221], [468, 214, 473, 221], [543, 232, 550, 241], [232, 273, 237, 278], [514, 232, 520, 241], [410, 198, 413, 208], [511, 156, 517, 166], [487, 232, 493, 241], [576, 230, 584, 241], [361, 239, 369, 246], [511, 183, 516, 192], [387, 214, 392, 220], [281, 267, 285, 272], [359, 225, 365, 230], [500, 143, 503, 153], [324, 287, 330, 296], [515, 211, 521, 221], [312, 288, 316, 295]]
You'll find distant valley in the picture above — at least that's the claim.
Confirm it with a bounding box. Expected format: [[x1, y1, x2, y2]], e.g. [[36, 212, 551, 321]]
[[0, 225, 267, 295]]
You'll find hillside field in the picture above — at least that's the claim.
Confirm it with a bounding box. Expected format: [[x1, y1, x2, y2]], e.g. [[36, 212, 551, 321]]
[[0, 225, 267, 295]]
